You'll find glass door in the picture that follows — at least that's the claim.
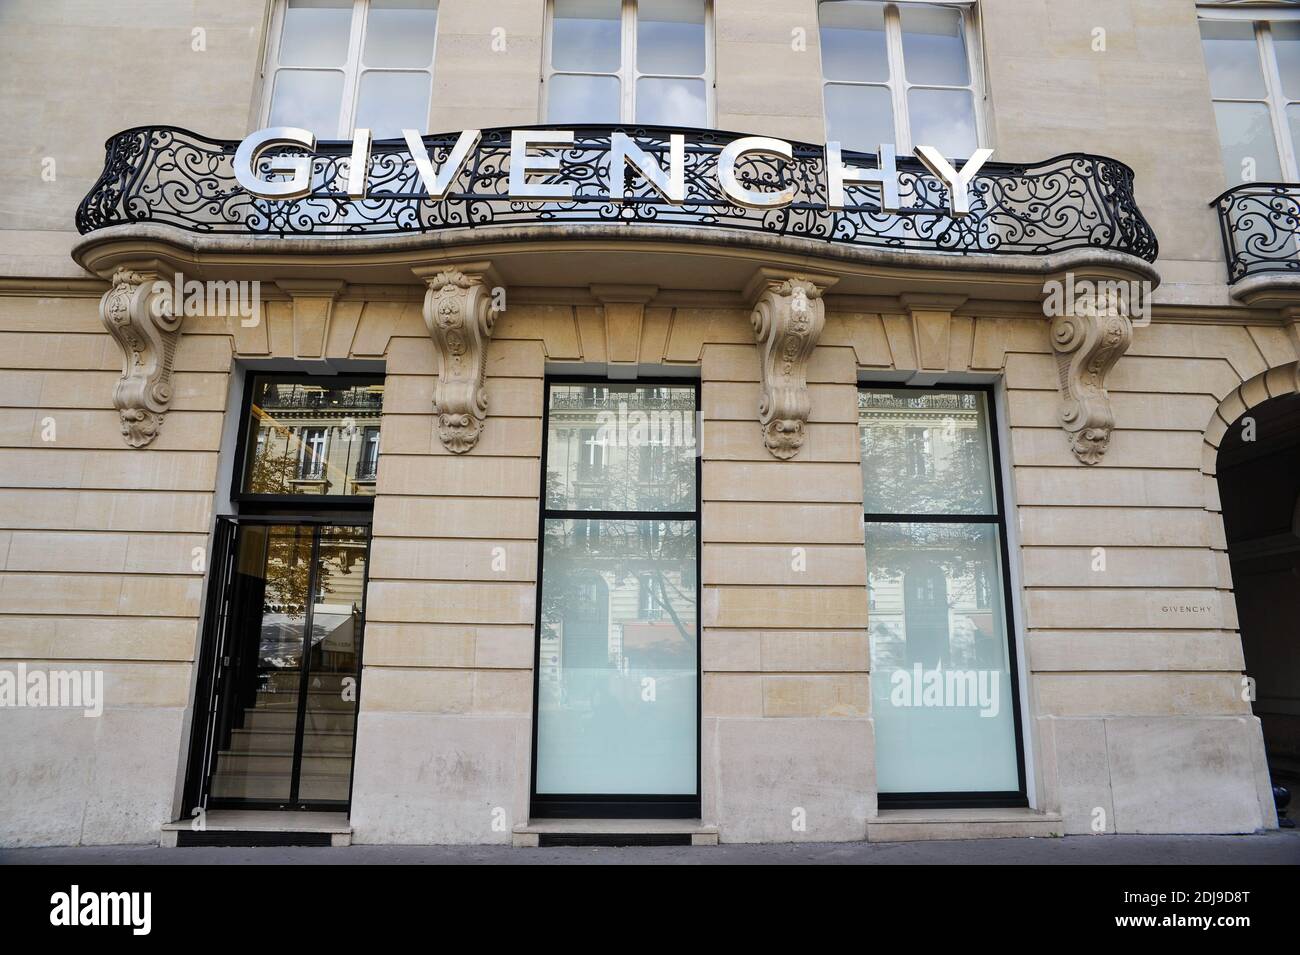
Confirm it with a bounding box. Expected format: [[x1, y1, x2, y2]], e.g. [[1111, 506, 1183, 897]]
[[193, 519, 370, 810]]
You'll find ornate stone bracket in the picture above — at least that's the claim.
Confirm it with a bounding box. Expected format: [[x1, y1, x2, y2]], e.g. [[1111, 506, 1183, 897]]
[[99, 266, 181, 448], [745, 269, 838, 460], [1050, 303, 1133, 466], [416, 262, 502, 453]]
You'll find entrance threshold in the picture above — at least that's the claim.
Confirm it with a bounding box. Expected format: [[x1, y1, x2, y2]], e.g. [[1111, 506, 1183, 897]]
[[513, 818, 719, 848], [160, 810, 351, 848], [867, 807, 1063, 842]]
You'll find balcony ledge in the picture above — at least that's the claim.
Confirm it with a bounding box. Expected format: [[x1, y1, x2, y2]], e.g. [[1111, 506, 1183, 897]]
[[72, 220, 1159, 303]]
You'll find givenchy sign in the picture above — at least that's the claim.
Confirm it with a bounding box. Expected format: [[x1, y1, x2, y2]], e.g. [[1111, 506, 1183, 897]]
[[234, 126, 994, 217]]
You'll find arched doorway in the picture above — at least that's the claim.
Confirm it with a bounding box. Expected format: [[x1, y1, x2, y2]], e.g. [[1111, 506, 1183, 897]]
[[1217, 391, 1300, 815]]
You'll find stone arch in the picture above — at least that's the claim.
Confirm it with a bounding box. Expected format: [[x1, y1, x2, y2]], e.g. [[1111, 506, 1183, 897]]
[[1201, 361, 1300, 483]]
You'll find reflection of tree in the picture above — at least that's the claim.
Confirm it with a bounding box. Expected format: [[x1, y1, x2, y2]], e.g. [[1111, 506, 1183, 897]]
[[541, 519, 697, 649]]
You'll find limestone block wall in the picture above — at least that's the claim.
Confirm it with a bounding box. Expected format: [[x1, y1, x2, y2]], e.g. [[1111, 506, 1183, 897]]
[[0, 289, 230, 845], [824, 297, 1278, 834]]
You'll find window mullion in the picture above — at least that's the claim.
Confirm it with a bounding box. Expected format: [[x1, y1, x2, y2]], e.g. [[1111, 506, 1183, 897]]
[[884, 2, 910, 151], [339, 0, 369, 137], [1258, 21, 1298, 181]]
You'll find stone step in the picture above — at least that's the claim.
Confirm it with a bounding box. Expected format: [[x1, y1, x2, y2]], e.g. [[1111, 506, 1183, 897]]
[[228, 728, 355, 754], [208, 773, 350, 801], [254, 689, 354, 710], [513, 818, 719, 847], [243, 709, 355, 732], [866, 808, 1064, 842], [213, 751, 353, 776]]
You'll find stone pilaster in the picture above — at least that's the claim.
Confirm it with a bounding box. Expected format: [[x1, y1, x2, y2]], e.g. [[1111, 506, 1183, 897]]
[[99, 266, 181, 448], [745, 269, 838, 460], [416, 262, 502, 454]]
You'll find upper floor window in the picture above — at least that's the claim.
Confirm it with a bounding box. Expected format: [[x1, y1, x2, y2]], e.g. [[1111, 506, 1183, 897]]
[[264, 0, 440, 140], [1199, 10, 1300, 184], [819, 0, 983, 158], [544, 0, 713, 126]]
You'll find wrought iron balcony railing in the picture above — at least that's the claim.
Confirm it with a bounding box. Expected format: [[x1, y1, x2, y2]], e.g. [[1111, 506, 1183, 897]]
[[1213, 182, 1300, 283], [77, 124, 1158, 262]]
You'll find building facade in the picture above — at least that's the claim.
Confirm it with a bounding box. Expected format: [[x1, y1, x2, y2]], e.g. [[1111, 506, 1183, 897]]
[[0, 0, 1294, 846]]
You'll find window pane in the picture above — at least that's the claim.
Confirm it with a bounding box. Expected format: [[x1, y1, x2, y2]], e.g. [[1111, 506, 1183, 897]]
[[280, 0, 353, 67], [858, 389, 996, 515], [1199, 19, 1266, 99], [269, 69, 346, 138], [819, 0, 889, 82], [866, 521, 1019, 793], [552, 0, 622, 72], [1213, 101, 1282, 184], [900, 3, 969, 86], [545, 384, 697, 511], [1273, 22, 1300, 100], [363, 0, 439, 69], [355, 71, 431, 138], [535, 518, 698, 795], [242, 377, 385, 497], [638, 0, 706, 75], [907, 87, 978, 159], [824, 83, 894, 152], [636, 77, 707, 126], [546, 73, 621, 123]]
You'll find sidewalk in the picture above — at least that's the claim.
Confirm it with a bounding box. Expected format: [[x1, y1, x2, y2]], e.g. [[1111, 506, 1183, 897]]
[[3, 831, 1297, 865]]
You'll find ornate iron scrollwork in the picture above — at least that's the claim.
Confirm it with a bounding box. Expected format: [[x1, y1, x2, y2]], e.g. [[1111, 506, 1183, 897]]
[[77, 125, 1159, 263], [1213, 182, 1300, 284]]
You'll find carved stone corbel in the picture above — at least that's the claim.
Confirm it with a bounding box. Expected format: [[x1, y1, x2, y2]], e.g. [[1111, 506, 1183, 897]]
[[745, 270, 838, 460], [99, 267, 181, 448], [1050, 303, 1132, 466], [417, 263, 501, 453]]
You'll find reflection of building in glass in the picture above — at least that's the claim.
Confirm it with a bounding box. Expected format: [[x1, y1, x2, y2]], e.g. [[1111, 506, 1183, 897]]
[[539, 385, 697, 704], [244, 381, 385, 497]]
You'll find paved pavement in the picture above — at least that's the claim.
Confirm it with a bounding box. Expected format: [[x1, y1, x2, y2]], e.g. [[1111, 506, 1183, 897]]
[[3, 831, 1298, 864]]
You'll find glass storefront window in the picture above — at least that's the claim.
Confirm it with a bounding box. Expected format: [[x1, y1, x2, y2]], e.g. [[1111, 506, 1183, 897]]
[[534, 381, 700, 811], [240, 376, 385, 498], [859, 387, 1023, 800]]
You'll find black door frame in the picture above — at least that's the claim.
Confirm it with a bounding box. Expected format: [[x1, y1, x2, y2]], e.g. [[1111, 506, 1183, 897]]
[[529, 375, 703, 819], [182, 513, 373, 814]]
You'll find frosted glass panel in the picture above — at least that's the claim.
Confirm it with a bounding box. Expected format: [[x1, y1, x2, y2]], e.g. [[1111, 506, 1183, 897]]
[[824, 83, 894, 153], [636, 77, 707, 126], [900, 4, 969, 86], [355, 71, 431, 138], [1213, 101, 1282, 184], [281, 0, 353, 67], [1200, 20, 1266, 99], [269, 69, 345, 139], [545, 384, 697, 512], [637, 0, 706, 74], [907, 87, 977, 158], [363, 0, 439, 68], [552, 0, 622, 72], [535, 519, 698, 795], [1274, 22, 1300, 100], [858, 389, 995, 516], [547, 73, 621, 123], [820, 0, 889, 82], [866, 522, 1019, 793]]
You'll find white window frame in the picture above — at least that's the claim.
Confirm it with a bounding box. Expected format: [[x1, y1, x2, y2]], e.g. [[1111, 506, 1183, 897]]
[[542, 0, 716, 126], [818, 0, 987, 154], [260, 0, 440, 139], [1199, 5, 1300, 182]]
